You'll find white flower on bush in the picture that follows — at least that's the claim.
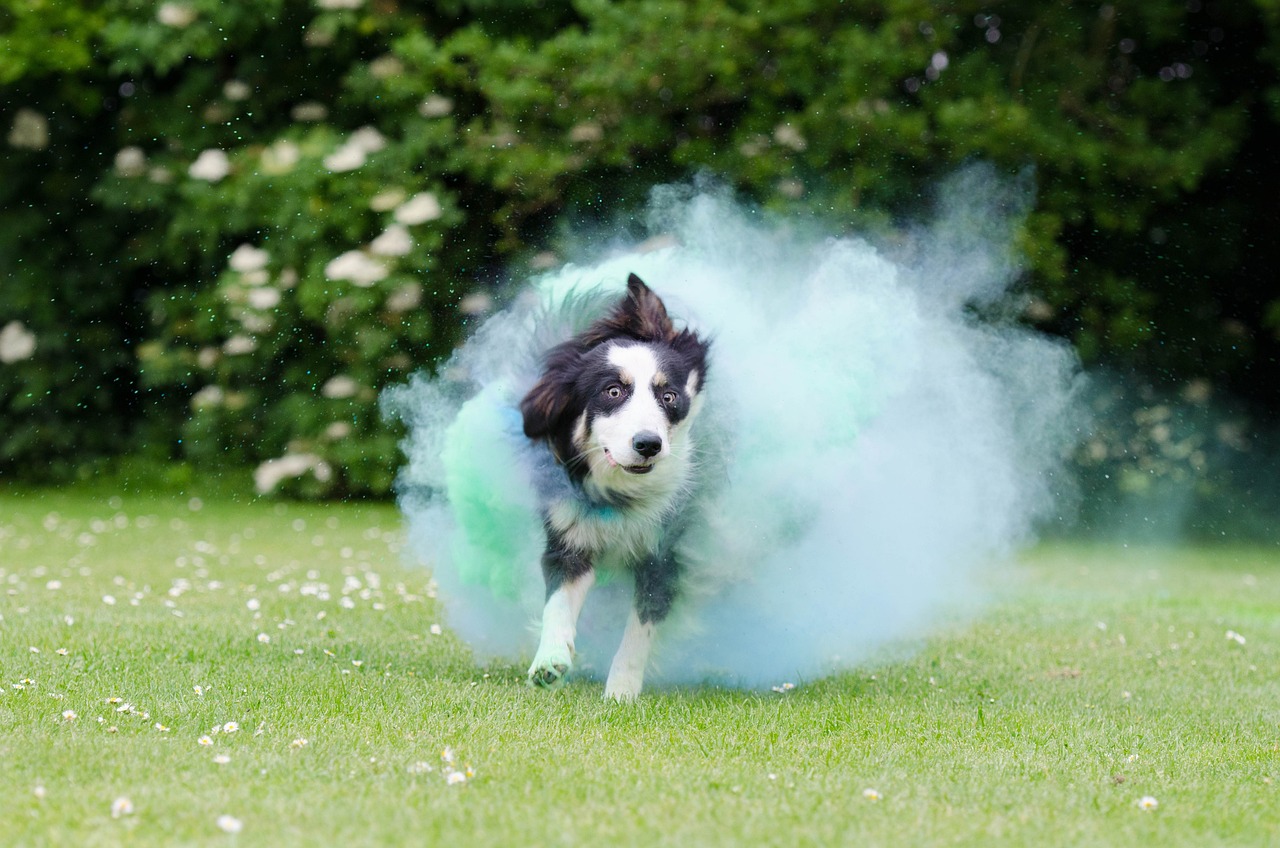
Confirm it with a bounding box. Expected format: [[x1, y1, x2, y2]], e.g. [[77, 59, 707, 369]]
[[261, 139, 301, 174], [324, 126, 386, 172], [191, 386, 225, 410], [323, 143, 365, 173], [384, 282, 422, 313], [324, 421, 353, 440], [324, 250, 387, 287], [316, 0, 364, 8], [223, 80, 251, 101], [418, 95, 454, 118], [291, 102, 328, 122], [223, 335, 257, 356], [0, 321, 37, 363], [8, 108, 49, 150], [228, 244, 269, 273], [321, 375, 360, 399], [394, 192, 443, 225], [350, 126, 386, 154], [114, 146, 147, 177], [254, 453, 333, 495], [245, 287, 281, 311], [369, 188, 406, 212], [370, 225, 412, 257], [157, 2, 197, 27], [189, 149, 230, 182], [197, 347, 220, 369]]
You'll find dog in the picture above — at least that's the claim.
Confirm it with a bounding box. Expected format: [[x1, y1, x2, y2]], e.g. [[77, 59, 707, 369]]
[[519, 273, 710, 700]]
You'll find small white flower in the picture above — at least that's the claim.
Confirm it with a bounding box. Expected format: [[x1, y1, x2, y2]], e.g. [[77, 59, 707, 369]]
[[213, 754, 231, 765], [418, 95, 454, 118], [222, 334, 257, 356], [290, 102, 328, 122], [62, 709, 77, 721], [321, 376, 359, 399], [253, 453, 333, 494], [223, 721, 239, 733], [384, 282, 422, 312], [316, 0, 363, 8], [445, 770, 468, 785], [198, 735, 213, 746], [324, 421, 353, 440], [394, 192, 443, 225], [193, 685, 204, 696], [290, 738, 309, 749], [8, 108, 49, 150], [257, 633, 270, 644], [349, 125, 386, 154], [862, 788, 882, 802], [1136, 795, 1159, 811], [429, 624, 442, 636], [370, 225, 413, 257], [228, 244, 269, 273], [102, 594, 117, 606], [245, 287, 281, 311], [323, 142, 366, 172], [246, 598, 261, 612], [0, 321, 37, 363], [324, 250, 387, 287], [216, 814, 244, 834], [188, 148, 230, 182], [223, 80, 251, 101], [1226, 630, 1246, 645], [156, 2, 197, 27], [190, 385, 225, 410], [110, 796, 134, 818], [261, 139, 301, 174], [114, 146, 148, 177]]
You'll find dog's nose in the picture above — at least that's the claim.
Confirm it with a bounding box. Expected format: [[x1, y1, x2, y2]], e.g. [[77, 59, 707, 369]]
[[632, 431, 663, 459]]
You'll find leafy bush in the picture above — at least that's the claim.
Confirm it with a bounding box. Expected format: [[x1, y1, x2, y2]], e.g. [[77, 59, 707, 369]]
[[2, 0, 1277, 497]]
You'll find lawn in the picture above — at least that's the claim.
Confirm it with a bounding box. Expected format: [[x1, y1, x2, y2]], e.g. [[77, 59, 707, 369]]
[[1, 486, 1276, 847]]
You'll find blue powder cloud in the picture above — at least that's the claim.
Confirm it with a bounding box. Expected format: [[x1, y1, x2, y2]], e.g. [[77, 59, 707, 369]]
[[382, 171, 1084, 688]]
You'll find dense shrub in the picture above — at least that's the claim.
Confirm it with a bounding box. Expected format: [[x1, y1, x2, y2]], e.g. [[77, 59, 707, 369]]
[[2, 0, 1277, 498]]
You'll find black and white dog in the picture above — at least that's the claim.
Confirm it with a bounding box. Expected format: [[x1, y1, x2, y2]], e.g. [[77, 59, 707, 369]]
[[520, 273, 710, 700]]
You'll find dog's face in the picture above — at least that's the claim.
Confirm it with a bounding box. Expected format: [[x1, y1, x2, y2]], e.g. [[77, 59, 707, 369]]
[[522, 274, 709, 491], [573, 339, 703, 477]]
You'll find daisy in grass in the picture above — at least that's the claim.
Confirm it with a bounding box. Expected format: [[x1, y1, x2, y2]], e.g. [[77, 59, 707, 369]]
[[1137, 796, 1159, 811], [862, 788, 882, 802], [111, 797, 134, 818]]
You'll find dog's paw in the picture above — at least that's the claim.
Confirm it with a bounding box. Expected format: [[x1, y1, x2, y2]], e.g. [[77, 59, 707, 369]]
[[527, 661, 570, 689], [603, 668, 643, 702], [527, 645, 573, 690]]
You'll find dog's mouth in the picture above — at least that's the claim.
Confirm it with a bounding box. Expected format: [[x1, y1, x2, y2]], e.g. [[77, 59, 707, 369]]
[[604, 449, 654, 475]]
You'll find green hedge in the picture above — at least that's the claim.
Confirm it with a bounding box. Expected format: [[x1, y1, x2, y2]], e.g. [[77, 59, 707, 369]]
[[2, 0, 1277, 497]]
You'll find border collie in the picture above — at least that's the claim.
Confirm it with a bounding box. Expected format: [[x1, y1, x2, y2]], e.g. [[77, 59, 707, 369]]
[[520, 273, 710, 700]]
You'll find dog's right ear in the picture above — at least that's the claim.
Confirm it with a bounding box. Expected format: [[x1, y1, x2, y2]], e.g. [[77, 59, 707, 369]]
[[520, 355, 575, 440]]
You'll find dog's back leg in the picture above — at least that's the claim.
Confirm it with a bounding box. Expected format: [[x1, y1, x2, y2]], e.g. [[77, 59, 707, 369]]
[[528, 529, 594, 689], [605, 550, 679, 700]]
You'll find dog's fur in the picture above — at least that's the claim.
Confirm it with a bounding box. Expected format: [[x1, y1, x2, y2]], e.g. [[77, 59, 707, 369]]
[[520, 274, 710, 699]]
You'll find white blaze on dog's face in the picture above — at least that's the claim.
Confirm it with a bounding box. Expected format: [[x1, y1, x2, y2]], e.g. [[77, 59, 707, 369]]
[[573, 341, 703, 482]]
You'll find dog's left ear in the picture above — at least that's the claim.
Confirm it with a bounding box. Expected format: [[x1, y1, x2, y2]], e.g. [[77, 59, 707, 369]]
[[620, 273, 676, 342]]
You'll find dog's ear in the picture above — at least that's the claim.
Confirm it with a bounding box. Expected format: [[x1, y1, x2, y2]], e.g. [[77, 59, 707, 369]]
[[520, 349, 577, 440], [619, 273, 675, 342]]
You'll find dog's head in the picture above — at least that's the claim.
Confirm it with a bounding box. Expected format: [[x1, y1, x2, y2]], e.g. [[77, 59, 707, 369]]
[[521, 274, 710, 488]]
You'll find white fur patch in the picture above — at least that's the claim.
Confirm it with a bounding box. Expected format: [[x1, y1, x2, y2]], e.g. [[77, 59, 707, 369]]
[[604, 610, 655, 701], [590, 344, 668, 467], [528, 570, 596, 683]]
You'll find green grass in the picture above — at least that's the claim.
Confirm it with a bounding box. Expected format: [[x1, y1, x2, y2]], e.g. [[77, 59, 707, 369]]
[[1, 487, 1277, 847]]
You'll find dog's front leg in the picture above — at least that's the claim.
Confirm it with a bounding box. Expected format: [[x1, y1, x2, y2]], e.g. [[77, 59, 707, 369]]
[[605, 550, 678, 701], [528, 532, 594, 689]]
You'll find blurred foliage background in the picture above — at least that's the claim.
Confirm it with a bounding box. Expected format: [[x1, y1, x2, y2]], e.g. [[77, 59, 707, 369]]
[[2, 0, 1278, 530]]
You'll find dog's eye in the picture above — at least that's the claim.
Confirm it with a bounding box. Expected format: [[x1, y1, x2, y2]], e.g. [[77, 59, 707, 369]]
[[605, 385, 623, 399], [661, 391, 678, 406]]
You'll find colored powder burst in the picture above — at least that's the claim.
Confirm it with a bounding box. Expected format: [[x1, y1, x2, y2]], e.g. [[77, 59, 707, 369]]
[[382, 169, 1083, 688]]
